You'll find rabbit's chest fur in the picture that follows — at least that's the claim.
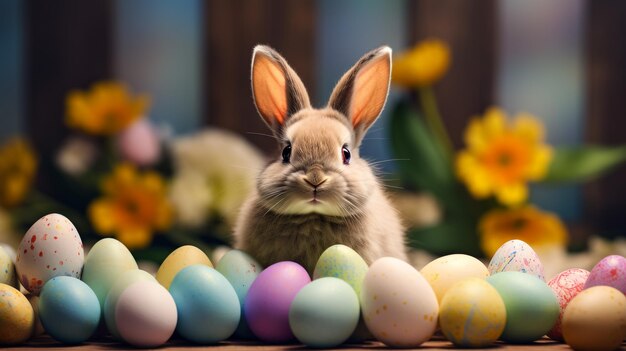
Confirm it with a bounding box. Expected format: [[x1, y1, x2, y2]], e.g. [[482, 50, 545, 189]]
[[234, 189, 406, 273]]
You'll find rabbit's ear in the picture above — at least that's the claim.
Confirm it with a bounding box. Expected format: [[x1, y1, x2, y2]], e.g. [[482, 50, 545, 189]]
[[251, 45, 311, 132], [328, 46, 392, 144]]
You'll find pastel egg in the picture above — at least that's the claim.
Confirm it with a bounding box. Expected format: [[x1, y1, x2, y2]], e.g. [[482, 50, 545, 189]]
[[0, 283, 34, 345], [584, 255, 626, 294], [488, 239, 545, 281], [439, 278, 506, 347], [16, 214, 84, 294], [289, 277, 359, 348], [547, 268, 590, 340], [361, 257, 438, 348], [0, 246, 17, 288], [170, 265, 240, 343], [562, 286, 626, 351], [313, 244, 368, 297], [39, 276, 100, 344], [103, 269, 156, 339], [156, 245, 212, 289], [487, 271, 559, 343], [420, 254, 489, 304], [245, 261, 311, 342], [116, 280, 177, 347], [82, 238, 138, 309], [215, 249, 261, 339]]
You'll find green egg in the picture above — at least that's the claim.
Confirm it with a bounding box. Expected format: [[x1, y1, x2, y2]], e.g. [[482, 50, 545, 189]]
[[313, 245, 368, 297], [487, 271, 559, 343], [82, 238, 138, 309]]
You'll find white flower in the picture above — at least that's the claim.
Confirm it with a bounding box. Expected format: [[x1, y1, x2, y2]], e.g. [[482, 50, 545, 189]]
[[168, 129, 265, 229], [55, 137, 98, 176], [117, 118, 161, 166]]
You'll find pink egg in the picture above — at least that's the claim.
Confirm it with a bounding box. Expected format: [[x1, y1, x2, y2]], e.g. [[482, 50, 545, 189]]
[[584, 255, 626, 294], [15, 213, 84, 294], [546, 268, 590, 340], [115, 280, 177, 347], [244, 261, 310, 342]]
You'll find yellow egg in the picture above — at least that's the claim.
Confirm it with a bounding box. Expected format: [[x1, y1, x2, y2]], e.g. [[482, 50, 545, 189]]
[[563, 286, 626, 351], [0, 247, 17, 288], [156, 245, 213, 289], [0, 283, 34, 344], [420, 254, 489, 304], [439, 278, 506, 347]]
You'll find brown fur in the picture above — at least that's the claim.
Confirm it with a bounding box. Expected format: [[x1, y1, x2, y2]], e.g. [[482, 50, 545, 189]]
[[234, 46, 407, 273]]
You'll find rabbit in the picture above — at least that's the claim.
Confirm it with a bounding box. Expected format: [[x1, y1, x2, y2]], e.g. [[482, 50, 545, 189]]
[[233, 45, 407, 274]]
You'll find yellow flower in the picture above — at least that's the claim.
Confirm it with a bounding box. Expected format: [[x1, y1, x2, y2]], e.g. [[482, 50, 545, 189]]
[[89, 164, 173, 249], [480, 206, 567, 257], [456, 107, 552, 206], [66, 82, 149, 135], [0, 138, 37, 207], [392, 39, 451, 88]]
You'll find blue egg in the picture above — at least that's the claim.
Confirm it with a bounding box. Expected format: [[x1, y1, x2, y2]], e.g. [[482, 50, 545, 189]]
[[170, 265, 241, 343], [215, 250, 262, 339], [39, 276, 100, 344], [289, 277, 360, 348]]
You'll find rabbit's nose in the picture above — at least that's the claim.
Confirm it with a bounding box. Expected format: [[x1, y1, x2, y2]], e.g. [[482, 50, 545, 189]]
[[304, 166, 328, 188]]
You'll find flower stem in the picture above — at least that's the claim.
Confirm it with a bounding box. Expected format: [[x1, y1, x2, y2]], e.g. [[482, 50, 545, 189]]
[[418, 86, 454, 156]]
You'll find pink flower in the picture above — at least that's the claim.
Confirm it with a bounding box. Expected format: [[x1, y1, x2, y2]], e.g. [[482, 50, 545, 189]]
[[117, 118, 161, 166]]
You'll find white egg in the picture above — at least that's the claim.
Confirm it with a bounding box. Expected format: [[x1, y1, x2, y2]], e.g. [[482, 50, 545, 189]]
[[488, 239, 545, 281], [361, 257, 438, 347], [16, 214, 84, 294]]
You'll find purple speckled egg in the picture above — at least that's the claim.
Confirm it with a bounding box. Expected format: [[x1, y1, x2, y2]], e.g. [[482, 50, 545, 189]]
[[245, 261, 310, 342], [584, 255, 626, 294], [15, 213, 84, 294]]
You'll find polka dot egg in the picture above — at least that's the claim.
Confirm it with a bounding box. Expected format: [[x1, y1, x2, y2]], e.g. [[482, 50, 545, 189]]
[[15, 213, 84, 294], [488, 239, 545, 281]]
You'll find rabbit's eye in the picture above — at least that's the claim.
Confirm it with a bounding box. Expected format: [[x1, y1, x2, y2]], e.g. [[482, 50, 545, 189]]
[[342, 145, 351, 165], [282, 143, 292, 163]]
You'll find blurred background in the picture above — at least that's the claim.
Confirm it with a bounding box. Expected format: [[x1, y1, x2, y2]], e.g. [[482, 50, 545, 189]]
[[0, 0, 625, 267]]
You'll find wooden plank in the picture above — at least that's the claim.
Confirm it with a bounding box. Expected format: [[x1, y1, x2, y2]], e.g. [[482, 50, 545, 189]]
[[24, 0, 113, 192], [584, 0, 626, 237], [204, 0, 316, 154], [407, 0, 497, 148]]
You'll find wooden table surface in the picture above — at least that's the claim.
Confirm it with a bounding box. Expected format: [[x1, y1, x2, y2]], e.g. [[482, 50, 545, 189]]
[[6, 335, 604, 351]]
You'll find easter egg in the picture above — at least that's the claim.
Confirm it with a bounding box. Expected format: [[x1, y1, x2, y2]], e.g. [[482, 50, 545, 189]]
[[245, 261, 310, 342], [16, 214, 84, 294], [170, 265, 240, 343], [546, 268, 590, 340], [562, 286, 626, 351], [103, 269, 156, 339], [439, 278, 506, 347], [289, 277, 360, 348], [215, 249, 261, 339], [0, 283, 34, 345], [584, 255, 626, 294], [488, 239, 545, 281], [420, 254, 489, 304], [25, 294, 45, 336], [313, 244, 368, 297], [156, 245, 212, 289], [487, 271, 559, 343], [39, 276, 100, 344], [361, 257, 438, 348], [0, 246, 17, 288], [82, 238, 138, 309], [116, 280, 177, 347]]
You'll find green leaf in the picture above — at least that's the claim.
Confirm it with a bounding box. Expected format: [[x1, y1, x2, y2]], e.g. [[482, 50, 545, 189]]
[[544, 145, 626, 183], [407, 215, 483, 257], [389, 100, 456, 199]]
